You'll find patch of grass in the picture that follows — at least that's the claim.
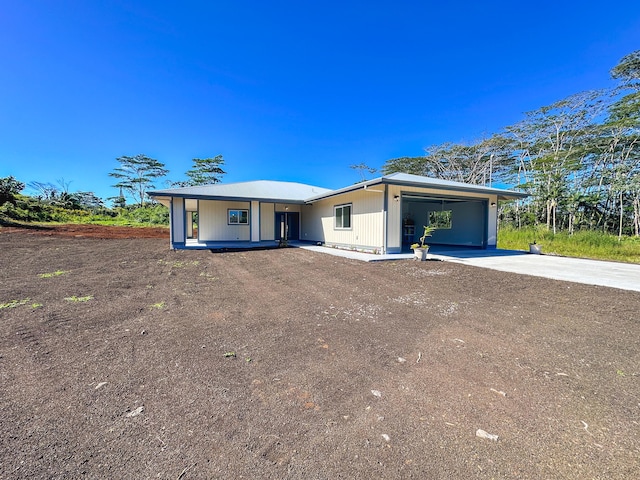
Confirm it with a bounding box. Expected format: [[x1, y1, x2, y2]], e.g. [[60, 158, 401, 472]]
[[38, 270, 68, 278], [64, 295, 93, 302], [498, 227, 640, 264], [31, 303, 43, 309], [149, 302, 165, 309], [0, 298, 30, 309], [157, 259, 200, 268]]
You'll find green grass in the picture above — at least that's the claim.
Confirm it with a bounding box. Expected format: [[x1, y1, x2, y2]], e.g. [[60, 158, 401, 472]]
[[498, 227, 640, 264], [64, 295, 94, 302], [38, 270, 68, 278], [0, 299, 30, 309]]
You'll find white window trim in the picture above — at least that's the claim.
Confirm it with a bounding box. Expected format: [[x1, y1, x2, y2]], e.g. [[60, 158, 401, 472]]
[[334, 203, 352, 230], [228, 209, 249, 225]]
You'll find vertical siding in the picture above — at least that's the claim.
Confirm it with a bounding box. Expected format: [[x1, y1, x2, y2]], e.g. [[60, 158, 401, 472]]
[[199, 200, 250, 241], [302, 188, 384, 252], [171, 197, 185, 245], [260, 203, 275, 240], [251, 201, 260, 242]]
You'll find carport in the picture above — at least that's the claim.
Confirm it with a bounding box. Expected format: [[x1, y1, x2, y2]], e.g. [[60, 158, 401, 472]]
[[401, 193, 489, 250]]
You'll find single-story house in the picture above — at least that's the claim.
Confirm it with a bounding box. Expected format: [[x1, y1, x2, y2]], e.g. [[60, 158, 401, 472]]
[[148, 172, 527, 254]]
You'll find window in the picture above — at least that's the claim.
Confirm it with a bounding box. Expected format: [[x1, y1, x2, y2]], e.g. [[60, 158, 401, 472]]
[[429, 210, 452, 229], [228, 209, 248, 225], [334, 204, 352, 229]]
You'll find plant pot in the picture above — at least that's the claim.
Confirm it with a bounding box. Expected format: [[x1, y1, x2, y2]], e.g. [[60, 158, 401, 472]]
[[413, 247, 429, 261], [529, 243, 542, 254]]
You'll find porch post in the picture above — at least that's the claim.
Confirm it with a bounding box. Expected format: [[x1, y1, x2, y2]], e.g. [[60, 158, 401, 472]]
[[251, 201, 260, 242]]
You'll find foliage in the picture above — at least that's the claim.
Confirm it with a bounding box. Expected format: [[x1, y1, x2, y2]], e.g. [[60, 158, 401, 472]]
[[173, 155, 226, 187], [497, 227, 640, 263], [411, 225, 437, 249], [383, 49, 640, 239], [0, 176, 25, 204], [109, 154, 168, 207]]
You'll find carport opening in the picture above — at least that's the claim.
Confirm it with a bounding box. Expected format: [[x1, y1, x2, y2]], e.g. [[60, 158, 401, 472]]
[[401, 194, 488, 252]]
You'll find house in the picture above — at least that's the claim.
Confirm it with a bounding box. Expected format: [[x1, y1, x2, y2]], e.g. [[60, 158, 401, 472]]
[[148, 172, 527, 254]]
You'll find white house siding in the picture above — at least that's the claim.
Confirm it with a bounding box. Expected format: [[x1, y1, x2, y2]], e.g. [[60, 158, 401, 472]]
[[260, 203, 275, 240], [302, 189, 384, 252], [199, 199, 250, 241], [170, 197, 186, 246]]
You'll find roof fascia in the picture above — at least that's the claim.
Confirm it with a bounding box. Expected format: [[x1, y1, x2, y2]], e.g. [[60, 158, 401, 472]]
[[381, 177, 529, 200], [148, 192, 307, 204]]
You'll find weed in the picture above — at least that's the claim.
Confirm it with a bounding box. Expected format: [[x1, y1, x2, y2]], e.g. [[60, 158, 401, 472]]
[[0, 299, 30, 309], [150, 302, 165, 309], [64, 295, 93, 302], [617, 369, 626, 377], [224, 351, 236, 358], [38, 270, 68, 278], [31, 303, 43, 309]]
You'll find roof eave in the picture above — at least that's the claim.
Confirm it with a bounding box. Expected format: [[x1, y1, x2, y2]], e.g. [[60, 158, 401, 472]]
[[148, 191, 307, 204]]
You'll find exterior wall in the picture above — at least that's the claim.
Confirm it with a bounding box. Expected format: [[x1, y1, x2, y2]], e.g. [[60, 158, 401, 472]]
[[199, 199, 250, 241], [260, 202, 275, 240], [170, 197, 185, 247], [302, 188, 384, 252]]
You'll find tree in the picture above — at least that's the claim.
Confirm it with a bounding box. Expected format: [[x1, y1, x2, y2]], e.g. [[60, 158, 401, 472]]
[[611, 50, 640, 90], [109, 154, 168, 207], [173, 155, 226, 187], [350, 163, 377, 182], [0, 176, 25, 205]]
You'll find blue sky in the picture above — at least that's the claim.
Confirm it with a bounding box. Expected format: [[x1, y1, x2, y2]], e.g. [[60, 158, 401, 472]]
[[1, 1, 640, 202]]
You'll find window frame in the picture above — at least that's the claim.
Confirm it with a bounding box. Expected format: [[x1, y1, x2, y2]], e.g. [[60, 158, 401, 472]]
[[334, 203, 352, 230], [228, 208, 249, 225]]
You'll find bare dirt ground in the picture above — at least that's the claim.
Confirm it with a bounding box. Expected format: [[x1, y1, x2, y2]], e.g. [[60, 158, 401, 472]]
[[1, 224, 639, 479]]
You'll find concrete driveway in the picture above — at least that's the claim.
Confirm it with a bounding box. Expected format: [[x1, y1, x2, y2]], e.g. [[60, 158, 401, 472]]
[[299, 245, 640, 292], [431, 249, 640, 292]]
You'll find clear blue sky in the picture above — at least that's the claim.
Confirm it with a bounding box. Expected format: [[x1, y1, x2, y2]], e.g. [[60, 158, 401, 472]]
[[1, 1, 640, 202]]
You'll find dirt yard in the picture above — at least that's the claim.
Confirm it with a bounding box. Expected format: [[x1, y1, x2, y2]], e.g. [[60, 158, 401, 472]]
[[1, 224, 639, 479]]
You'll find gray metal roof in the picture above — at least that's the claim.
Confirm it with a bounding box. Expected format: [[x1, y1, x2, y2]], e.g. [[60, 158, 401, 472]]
[[150, 173, 528, 204], [149, 180, 332, 204]]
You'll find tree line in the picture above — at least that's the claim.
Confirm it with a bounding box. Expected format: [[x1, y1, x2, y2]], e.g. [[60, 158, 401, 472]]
[[0, 155, 226, 224], [382, 50, 640, 238]]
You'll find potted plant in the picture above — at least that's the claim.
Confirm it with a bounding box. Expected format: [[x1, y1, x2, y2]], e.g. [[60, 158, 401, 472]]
[[411, 225, 436, 261], [529, 225, 543, 254], [529, 241, 542, 254]]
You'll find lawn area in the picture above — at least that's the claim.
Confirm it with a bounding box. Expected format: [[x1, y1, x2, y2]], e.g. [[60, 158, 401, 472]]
[[498, 227, 640, 264]]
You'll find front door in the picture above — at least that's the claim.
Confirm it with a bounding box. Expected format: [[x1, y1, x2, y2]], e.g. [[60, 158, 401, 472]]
[[275, 212, 299, 241]]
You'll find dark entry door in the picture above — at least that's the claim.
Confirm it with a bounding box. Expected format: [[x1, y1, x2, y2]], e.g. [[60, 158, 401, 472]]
[[275, 212, 299, 241]]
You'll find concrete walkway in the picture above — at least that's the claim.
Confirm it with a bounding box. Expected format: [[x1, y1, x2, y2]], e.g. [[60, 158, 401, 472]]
[[297, 245, 640, 292]]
